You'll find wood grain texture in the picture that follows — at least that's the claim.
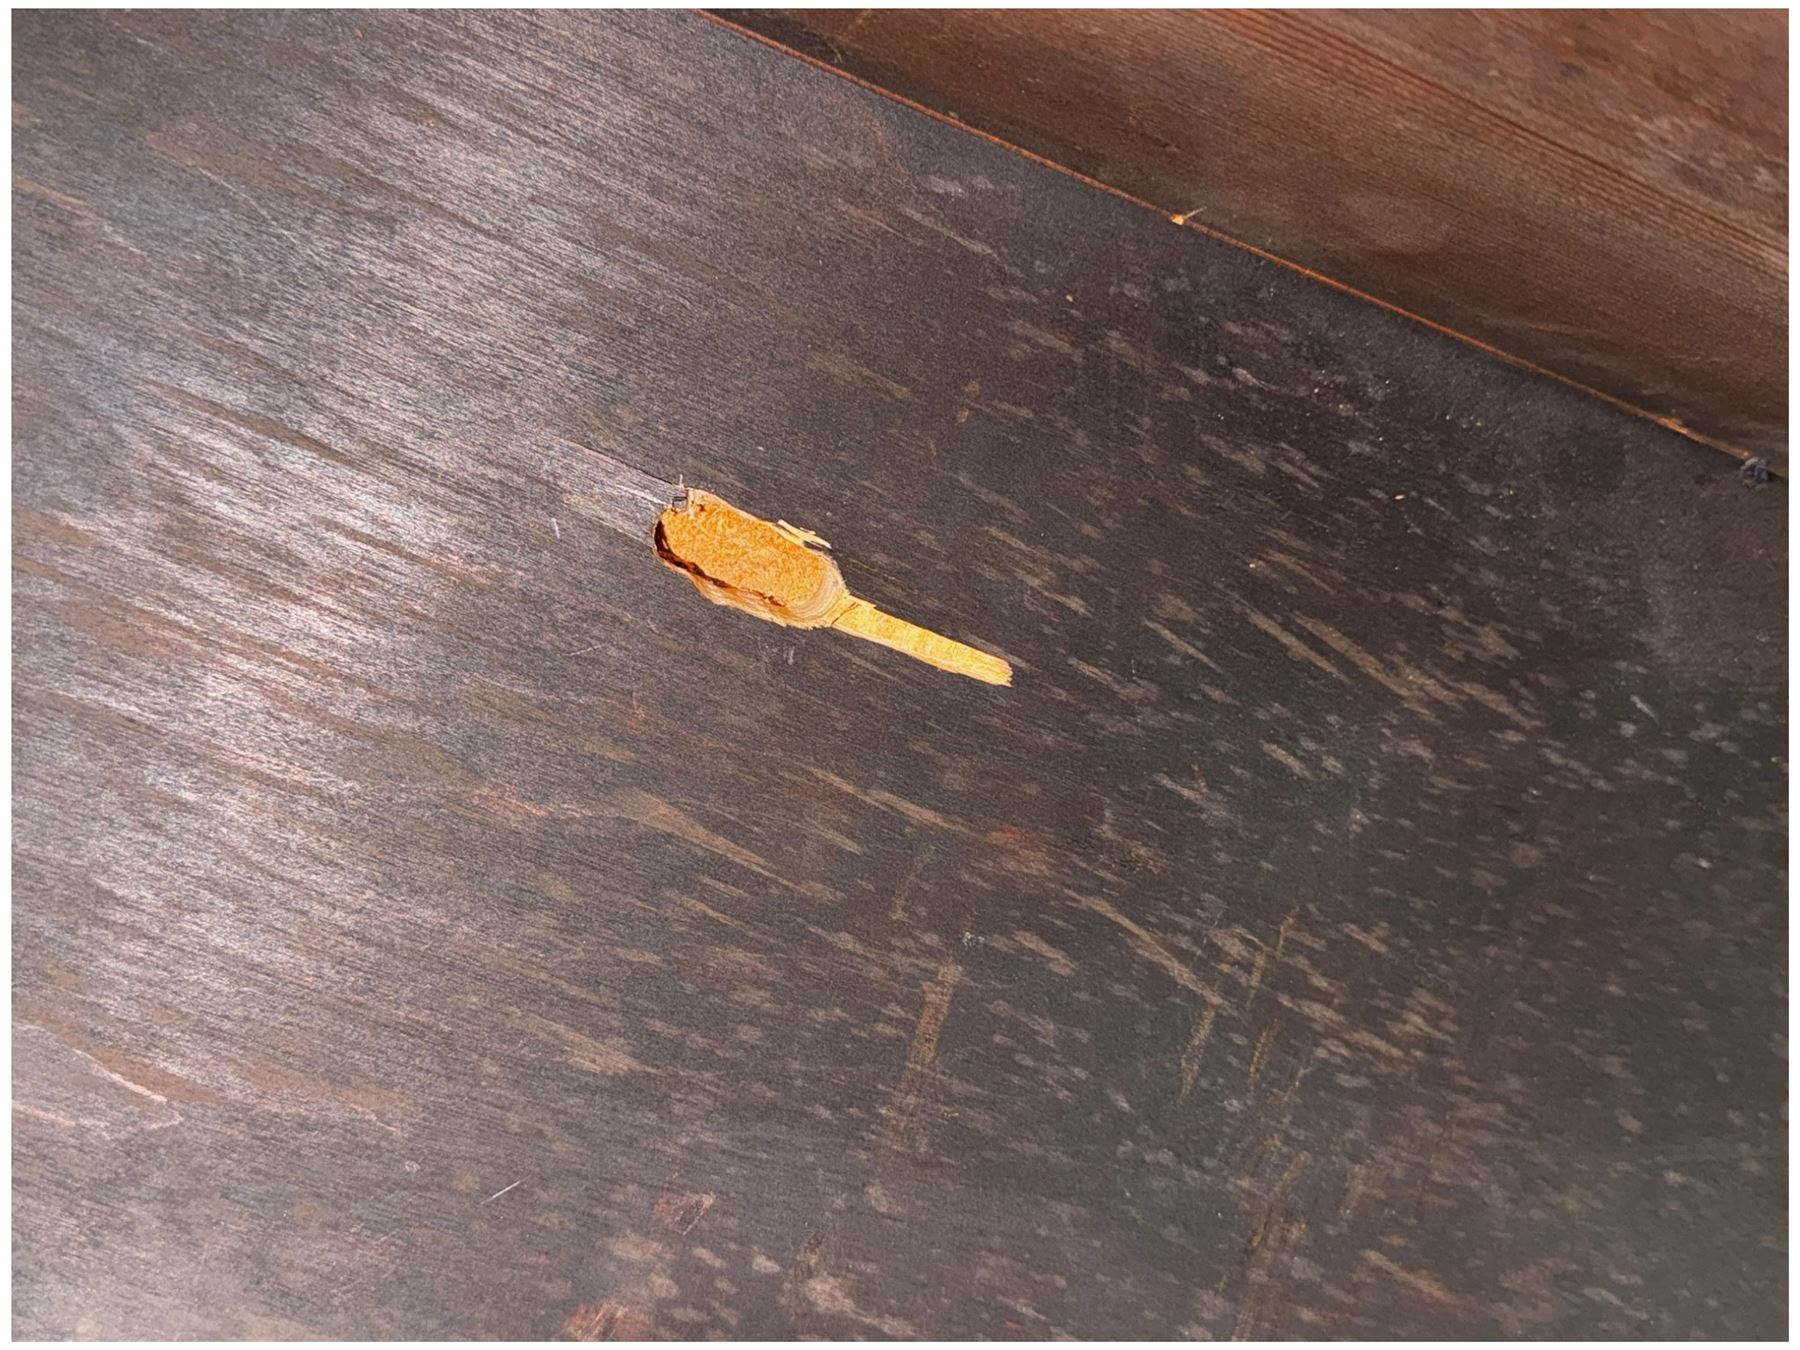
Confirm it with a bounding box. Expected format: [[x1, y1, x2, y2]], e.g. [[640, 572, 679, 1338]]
[[13, 10, 1788, 1340], [719, 8, 1790, 463]]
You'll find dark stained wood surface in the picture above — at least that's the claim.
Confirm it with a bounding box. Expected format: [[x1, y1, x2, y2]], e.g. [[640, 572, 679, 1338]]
[[13, 10, 1788, 1340], [720, 8, 1790, 464]]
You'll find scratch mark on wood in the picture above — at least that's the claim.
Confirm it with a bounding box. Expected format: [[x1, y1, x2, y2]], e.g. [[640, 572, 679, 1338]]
[[560, 1301, 653, 1341], [880, 958, 962, 1158], [1073, 893, 1231, 1012], [889, 848, 927, 922], [1291, 614, 1438, 712], [511, 1010, 645, 1077], [1237, 606, 1349, 683], [1339, 1163, 1369, 1224], [1145, 619, 1226, 673], [1245, 909, 1298, 1014], [1012, 929, 1076, 977], [1177, 1006, 1217, 1104], [1362, 1249, 1467, 1307], [811, 769, 963, 833], [780, 1230, 830, 1324], [601, 788, 834, 900], [652, 1191, 715, 1234], [1261, 742, 1317, 780], [481, 1179, 523, 1205], [1249, 1023, 1278, 1085], [1230, 1150, 1313, 1339], [1243, 945, 1270, 1011]]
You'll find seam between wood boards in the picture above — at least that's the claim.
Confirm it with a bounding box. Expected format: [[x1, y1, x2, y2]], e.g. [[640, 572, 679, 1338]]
[[696, 8, 1772, 474]]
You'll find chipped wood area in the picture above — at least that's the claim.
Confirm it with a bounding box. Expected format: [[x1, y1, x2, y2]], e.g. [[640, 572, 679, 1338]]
[[655, 488, 1012, 685], [12, 10, 1787, 1341]]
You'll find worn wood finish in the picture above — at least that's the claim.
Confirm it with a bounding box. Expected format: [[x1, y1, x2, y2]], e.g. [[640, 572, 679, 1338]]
[[13, 10, 1787, 1340], [720, 8, 1790, 464]]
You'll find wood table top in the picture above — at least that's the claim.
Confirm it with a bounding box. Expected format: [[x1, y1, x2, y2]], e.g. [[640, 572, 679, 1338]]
[[13, 10, 1786, 1339]]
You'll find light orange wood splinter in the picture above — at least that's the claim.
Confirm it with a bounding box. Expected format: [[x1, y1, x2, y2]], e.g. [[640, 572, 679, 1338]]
[[654, 488, 1012, 686]]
